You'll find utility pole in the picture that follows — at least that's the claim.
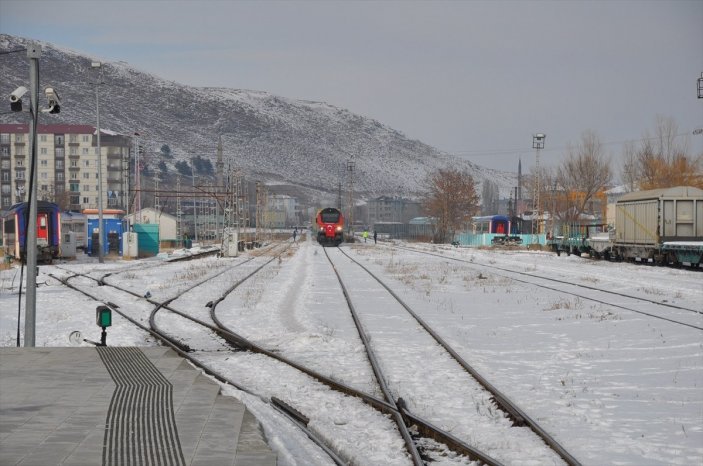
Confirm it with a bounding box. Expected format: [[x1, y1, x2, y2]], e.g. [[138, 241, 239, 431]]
[[191, 156, 198, 243], [176, 175, 182, 244], [347, 159, 355, 236]]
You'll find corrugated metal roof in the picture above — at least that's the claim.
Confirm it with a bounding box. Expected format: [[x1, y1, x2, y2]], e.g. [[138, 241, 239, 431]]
[[617, 186, 703, 202]]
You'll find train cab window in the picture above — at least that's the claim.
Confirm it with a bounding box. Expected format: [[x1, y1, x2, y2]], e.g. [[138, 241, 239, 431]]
[[39, 217, 47, 229]]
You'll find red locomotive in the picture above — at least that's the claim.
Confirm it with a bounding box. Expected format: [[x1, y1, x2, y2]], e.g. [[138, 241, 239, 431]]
[[315, 207, 344, 246]]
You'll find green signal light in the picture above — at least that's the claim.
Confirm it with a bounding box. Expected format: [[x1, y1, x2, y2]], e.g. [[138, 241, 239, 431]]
[[96, 306, 112, 328]]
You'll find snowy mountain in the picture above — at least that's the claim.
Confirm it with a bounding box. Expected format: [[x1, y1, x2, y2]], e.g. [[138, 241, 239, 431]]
[[0, 34, 516, 205]]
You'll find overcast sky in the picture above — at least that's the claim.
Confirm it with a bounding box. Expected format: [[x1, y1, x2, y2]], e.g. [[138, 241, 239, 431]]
[[2, 0, 702, 174]]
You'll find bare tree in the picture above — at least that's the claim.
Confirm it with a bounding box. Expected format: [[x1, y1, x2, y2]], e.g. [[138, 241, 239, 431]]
[[626, 116, 702, 189], [422, 168, 480, 243], [481, 179, 499, 214], [557, 130, 612, 222], [621, 140, 639, 192]]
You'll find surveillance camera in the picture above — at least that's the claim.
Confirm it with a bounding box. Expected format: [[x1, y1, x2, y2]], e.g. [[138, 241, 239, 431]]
[[43, 87, 61, 114], [10, 86, 28, 103], [44, 87, 60, 104], [9, 86, 28, 111]]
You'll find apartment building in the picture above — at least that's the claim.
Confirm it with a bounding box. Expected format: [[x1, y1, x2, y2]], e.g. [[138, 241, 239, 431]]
[[0, 124, 131, 212], [366, 196, 421, 225]]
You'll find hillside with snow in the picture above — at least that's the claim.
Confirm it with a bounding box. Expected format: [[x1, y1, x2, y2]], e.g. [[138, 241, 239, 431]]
[[0, 34, 516, 204]]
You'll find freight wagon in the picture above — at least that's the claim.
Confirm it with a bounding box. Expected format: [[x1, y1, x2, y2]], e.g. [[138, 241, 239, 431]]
[[549, 186, 703, 267]]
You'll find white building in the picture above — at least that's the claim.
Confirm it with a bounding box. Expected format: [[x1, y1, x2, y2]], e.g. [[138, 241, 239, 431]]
[[123, 207, 178, 242]]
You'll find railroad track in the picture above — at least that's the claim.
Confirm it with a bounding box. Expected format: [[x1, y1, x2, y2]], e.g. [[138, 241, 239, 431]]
[[323, 246, 580, 466], [389, 244, 703, 331], [46, 240, 546, 465]]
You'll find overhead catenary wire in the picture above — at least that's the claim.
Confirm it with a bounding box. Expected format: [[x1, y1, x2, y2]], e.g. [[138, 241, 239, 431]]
[[447, 132, 698, 159]]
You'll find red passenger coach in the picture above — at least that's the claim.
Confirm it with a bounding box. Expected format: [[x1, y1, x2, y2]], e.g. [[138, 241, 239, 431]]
[[316, 207, 344, 246]]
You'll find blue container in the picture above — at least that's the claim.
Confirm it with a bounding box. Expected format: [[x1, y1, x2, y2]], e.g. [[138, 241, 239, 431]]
[[87, 218, 124, 256]]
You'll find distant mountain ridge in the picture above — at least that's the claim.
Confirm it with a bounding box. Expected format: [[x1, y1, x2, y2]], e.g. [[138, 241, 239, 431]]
[[0, 34, 516, 205]]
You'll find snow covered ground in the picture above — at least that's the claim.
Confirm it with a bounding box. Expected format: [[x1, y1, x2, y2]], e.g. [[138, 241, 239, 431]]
[[1, 234, 701, 466]]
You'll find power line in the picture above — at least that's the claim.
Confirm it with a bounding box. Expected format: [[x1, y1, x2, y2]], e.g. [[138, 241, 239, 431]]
[[449, 132, 697, 159]]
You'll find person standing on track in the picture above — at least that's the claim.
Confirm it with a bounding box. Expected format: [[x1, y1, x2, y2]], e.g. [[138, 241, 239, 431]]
[[373, 230, 377, 244], [293, 227, 297, 242]]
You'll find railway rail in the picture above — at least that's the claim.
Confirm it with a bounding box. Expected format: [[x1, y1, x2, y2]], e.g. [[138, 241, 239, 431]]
[[323, 246, 581, 466], [389, 244, 703, 331]]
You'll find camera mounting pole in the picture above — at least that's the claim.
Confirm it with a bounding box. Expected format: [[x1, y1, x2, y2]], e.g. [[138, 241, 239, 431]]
[[24, 43, 42, 347]]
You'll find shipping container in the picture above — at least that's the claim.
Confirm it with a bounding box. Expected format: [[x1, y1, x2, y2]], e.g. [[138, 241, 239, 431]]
[[615, 186, 703, 245]]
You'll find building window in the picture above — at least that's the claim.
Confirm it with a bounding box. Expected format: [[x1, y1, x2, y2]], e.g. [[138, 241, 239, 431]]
[[40, 160, 48, 167], [2, 160, 10, 169], [0, 134, 10, 144], [69, 134, 78, 143], [69, 183, 79, 192], [82, 148, 89, 155], [56, 172, 64, 181], [2, 173, 9, 182], [1, 147, 8, 155], [70, 160, 78, 167], [83, 197, 89, 204], [83, 185, 90, 192], [82, 135, 90, 143], [70, 171, 79, 180], [56, 160, 63, 169], [40, 135, 47, 142], [15, 147, 25, 156], [70, 147, 78, 156], [16, 170, 24, 179], [83, 160, 90, 167], [55, 148, 64, 158], [70, 195, 79, 205], [15, 134, 24, 143], [83, 172, 90, 179], [40, 172, 48, 179], [55, 135, 64, 145], [16, 160, 24, 167], [40, 147, 48, 155]]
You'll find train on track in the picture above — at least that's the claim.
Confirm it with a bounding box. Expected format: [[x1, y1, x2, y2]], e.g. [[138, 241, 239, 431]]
[[548, 186, 703, 267], [471, 215, 523, 245], [315, 207, 344, 246], [2, 201, 62, 263]]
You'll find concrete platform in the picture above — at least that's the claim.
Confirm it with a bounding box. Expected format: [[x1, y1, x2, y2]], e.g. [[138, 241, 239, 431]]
[[0, 347, 277, 466]]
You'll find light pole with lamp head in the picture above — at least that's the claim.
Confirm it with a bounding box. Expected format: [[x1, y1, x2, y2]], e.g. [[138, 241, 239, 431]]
[[532, 133, 545, 240], [92, 62, 105, 263]]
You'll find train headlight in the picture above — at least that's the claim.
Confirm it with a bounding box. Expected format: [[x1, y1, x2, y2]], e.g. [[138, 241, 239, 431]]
[[336, 226, 343, 232]]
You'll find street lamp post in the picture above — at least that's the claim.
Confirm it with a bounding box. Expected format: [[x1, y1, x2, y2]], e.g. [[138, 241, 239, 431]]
[[92, 62, 105, 263], [532, 133, 546, 240]]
